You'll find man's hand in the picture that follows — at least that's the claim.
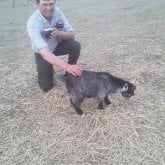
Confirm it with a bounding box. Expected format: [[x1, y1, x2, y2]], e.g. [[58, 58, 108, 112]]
[[65, 64, 82, 76], [50, 29, 75, 40], [50, 28, 60, 38]]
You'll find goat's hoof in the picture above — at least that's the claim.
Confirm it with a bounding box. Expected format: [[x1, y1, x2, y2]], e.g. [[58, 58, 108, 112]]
[[106, 101, 111, 105], [78, 112, 83, 116], [98, 102, 104, 109], [75, 108, 83, 116]]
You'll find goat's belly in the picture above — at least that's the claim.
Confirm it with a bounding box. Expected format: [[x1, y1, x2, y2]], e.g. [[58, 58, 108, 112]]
[[84, 90, 98, 98], [85, 94, 94, 98]]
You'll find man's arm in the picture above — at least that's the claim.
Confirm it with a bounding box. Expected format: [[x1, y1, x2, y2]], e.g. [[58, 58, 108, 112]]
[[50, 30, 75, 40], [52, 7, 75, 40], [39, 48, 82, 76]]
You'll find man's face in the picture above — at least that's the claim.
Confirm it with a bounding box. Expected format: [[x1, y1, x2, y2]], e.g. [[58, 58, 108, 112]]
[[37, 0, 55, 19]]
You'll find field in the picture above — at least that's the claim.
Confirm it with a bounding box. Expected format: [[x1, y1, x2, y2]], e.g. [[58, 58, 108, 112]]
[[0, 0, 165, 164]]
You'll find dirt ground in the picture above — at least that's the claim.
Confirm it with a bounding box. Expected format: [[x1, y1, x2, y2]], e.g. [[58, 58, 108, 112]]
[[0, 0, 165, 164]]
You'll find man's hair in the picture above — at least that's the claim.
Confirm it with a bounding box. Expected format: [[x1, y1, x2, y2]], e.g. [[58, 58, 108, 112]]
[[36, 0, 55, 3]]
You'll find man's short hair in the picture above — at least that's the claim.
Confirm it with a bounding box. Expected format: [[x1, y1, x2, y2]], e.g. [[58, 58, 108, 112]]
[[36, 0, 55, 3]]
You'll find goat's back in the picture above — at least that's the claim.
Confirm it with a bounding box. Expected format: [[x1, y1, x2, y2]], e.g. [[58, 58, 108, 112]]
[[66, 70, 110, 86], [66, 70, 112, 97]]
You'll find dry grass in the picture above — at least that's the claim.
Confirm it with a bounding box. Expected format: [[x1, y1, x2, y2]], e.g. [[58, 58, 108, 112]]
[[0, 0, 165, 164]]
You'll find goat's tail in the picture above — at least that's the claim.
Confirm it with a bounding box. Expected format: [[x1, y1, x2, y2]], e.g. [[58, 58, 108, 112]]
[[56, 74, 67, 87]]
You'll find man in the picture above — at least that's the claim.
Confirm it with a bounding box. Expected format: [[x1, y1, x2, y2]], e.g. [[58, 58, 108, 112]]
[[27, 0, 82, 92]]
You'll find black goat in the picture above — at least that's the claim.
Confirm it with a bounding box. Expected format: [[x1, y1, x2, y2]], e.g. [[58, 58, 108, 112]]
[[59, 70, 136, 115]]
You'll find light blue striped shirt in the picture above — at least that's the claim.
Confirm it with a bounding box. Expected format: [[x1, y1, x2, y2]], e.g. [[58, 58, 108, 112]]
[[27, 7, 74, 53]]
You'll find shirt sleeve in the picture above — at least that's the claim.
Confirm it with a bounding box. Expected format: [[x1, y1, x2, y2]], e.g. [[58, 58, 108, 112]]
[[27, 18, 48, 51], [57, 8, 74, 32]]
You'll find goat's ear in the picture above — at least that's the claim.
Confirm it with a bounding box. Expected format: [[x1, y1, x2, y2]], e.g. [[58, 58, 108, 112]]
[[123, 83, 128, 91], [129, 79, 137, 86]]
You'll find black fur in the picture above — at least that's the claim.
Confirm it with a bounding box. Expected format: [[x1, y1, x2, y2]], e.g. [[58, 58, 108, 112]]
[[59, 70, 136, 115]]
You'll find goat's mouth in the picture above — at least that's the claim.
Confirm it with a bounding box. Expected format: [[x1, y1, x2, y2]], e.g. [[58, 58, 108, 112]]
[[121, 93, 134, 99]]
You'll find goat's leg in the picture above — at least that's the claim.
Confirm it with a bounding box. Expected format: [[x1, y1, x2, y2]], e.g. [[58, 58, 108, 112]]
[[70, 95, 84, 115], [104, 96, 111, 106], [98, 101, 104, 109], [97, 94, 105, 110], [97, 92, 110, 109], [70, 99, 74, 106]]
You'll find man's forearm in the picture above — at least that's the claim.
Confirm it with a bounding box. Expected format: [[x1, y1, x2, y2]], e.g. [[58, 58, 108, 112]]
[[39, 48, 69, 71], [39, 48, 82, 76], [51, 30, 75, 40], [58, 31, 75, 40]]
